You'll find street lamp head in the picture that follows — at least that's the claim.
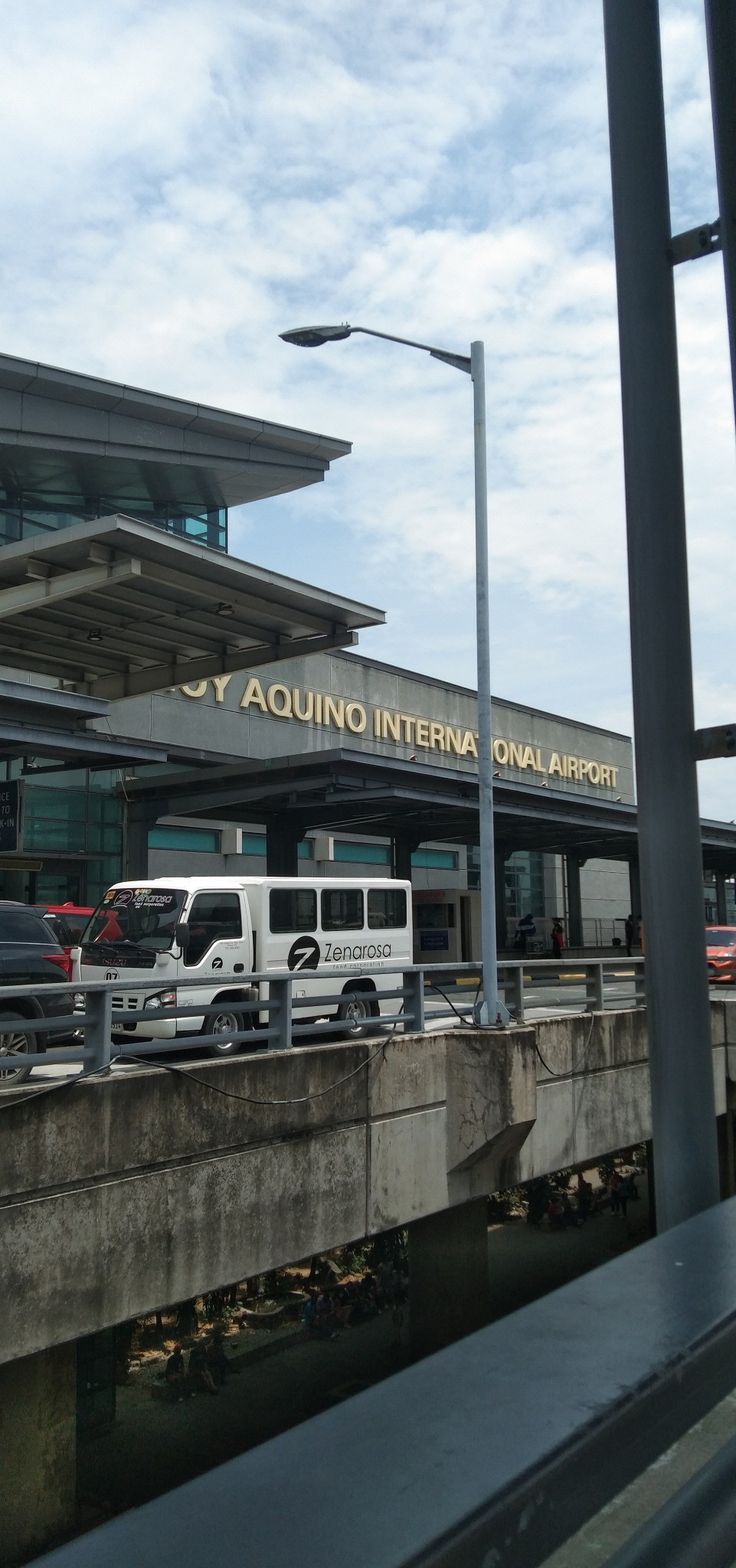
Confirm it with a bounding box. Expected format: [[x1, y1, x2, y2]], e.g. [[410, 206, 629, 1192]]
[[279, 324, 353, 348]]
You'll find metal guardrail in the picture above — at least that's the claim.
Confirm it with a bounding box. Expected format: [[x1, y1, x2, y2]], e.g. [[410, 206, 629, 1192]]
[[0, 957, 647, 1081], [26, 1193, 736, 1568]]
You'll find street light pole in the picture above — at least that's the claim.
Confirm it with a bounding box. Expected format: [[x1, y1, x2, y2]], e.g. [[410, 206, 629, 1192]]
[[280, 322, 507, 1026]]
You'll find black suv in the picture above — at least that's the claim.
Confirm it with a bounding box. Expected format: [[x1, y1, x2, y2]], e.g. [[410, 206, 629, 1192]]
[[0, 902, 72, 1085]]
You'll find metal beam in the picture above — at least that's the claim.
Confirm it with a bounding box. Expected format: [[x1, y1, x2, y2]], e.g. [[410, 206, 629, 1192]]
[[695, 723, 736, 760], [603, 0, 720, 1227], [89, 629, 359, 700], [0, 721, 167, 764], [0, 556, 141, 618], [135, 558, 341, 637], [705, 0, 736, 429]]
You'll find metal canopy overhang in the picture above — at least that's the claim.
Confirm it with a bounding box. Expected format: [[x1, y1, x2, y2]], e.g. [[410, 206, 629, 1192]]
[[0, 516, 384, 699], [0, 676, 172, 768], [125, 747, 736, 873], [0, 351, 352, 510]]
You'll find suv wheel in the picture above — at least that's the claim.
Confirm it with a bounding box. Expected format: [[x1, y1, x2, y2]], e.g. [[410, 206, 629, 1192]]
[[0, 1011, 33, 1084]]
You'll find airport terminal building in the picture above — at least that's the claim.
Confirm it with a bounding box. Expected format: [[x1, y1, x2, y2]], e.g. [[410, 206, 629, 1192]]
[[0, 351, 733, 955]]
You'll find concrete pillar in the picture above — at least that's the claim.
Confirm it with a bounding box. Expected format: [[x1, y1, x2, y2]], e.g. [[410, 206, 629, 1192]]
[[716, 872, 729, 924], [391, 833, 420, 882], [124, 801, 158, 879], [628, 858, 641, 924], [646, 1138, 657, 1236], [565, 856, 584, 948], [717, 1104, 736, 1199], [0, 1342, 77, 1567], [266, 820, 305, 876], [408, 1198, 491, 1358], [494, 844, 509, 950]]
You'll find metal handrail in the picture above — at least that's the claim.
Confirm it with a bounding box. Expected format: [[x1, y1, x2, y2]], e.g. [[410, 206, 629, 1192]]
[[0, 957, 647, 1079]]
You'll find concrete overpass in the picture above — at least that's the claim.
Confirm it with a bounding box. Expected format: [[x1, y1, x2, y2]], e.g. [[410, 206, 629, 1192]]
[[3, 1003, 736, 1564], [4, 1002, 736, 1369]]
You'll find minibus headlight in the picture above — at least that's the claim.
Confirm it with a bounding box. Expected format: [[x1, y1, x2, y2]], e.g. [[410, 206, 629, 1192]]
[[144, 989, 178, 1011]]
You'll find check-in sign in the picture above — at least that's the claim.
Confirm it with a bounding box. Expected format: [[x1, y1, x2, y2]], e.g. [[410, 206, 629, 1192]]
[[0, 781, 23, 853]]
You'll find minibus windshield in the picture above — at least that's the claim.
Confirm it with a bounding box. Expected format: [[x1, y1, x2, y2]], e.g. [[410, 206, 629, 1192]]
[[82, 888, 186, 952]]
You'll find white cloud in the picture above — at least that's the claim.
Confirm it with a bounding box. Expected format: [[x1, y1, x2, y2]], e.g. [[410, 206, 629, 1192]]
[[0, 0, 733, 826]]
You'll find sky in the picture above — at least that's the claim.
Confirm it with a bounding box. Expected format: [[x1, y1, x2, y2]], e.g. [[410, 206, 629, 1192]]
[[0, 0, 733, 819]]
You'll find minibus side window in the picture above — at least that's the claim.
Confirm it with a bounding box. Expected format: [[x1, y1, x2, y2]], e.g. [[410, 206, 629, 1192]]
[[321, 889, 363, 931], [270, 889, 317, 933], [368, 888, 407, 930], [184, 893, 242, 966]]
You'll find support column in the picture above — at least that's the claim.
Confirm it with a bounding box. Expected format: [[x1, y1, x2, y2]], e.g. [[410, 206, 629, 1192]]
[[565, 856, 584, 948], [123, 801, 159, 879], [391, 833, 420, 882], [603, 0, 720, 1228], [646, 1138, 657, 1236], [494, 844, 510, 951], [266, 820, 305, 876], [628, 858, 641, 926], [0, 1343, 77, 1567], [716, 872, 729, 925], [717, 1091, 736, 1199], [705, 0, 736, 425], [408, 1198, 491, 1359]]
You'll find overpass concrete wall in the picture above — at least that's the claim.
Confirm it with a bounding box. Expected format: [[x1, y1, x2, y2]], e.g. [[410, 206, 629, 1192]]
[[2, 1002, 735, 1368]]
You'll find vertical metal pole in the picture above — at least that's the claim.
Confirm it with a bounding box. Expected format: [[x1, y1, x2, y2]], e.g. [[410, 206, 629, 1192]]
[[471, 340, 504, 1027], [704, 0, 736, 430], [603, 0, 719, 1228]]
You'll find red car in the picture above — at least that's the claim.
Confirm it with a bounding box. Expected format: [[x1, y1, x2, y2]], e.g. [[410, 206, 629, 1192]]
[[705, 926, 736, 984]]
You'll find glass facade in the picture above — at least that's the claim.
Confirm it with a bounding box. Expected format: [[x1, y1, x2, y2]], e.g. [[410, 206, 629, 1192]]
[[0, 489, 227, 552], [468, 845, 546, 923], [16, 768, 124, 906]]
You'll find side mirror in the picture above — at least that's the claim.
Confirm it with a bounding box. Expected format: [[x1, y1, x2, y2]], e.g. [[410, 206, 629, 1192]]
[[174, 922, 190, 951]]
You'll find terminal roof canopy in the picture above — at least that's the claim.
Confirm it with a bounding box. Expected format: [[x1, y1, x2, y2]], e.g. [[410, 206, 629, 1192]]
[[0, 516, 385, 698], [127, 748, 736, 874], [0, 352, 351, 509], [0, 677, 172, 768]]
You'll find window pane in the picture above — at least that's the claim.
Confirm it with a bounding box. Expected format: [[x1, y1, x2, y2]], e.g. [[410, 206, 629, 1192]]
[[184, 892, 242, 965], [148, 826, 220, 853], [410, 848, 459, 870], [242, 833, 267, 856], [321, 889, 363, 931], [269, 889, 317, 934], [333, 841, 390, 865], [0, 911, 56, 943], [367, 888, 407, 929]]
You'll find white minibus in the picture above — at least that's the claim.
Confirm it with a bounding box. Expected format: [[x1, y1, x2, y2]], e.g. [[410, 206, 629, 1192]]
[[74, 876, 413, 1052]]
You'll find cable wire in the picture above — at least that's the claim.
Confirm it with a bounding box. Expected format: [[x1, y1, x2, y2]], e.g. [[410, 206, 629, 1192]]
[[0, 1058, 113, 1107], [118, 1038, 389, 1106]]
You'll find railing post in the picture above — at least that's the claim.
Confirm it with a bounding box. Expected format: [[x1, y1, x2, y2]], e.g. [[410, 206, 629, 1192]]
[[503, 964, 524, 1024], [403, 970, 425, 1033], [635, 959, 647, 1008], [84, 987, 112, 1074], [272, 977, 292, 1050], [586, 962, 605, 1014]]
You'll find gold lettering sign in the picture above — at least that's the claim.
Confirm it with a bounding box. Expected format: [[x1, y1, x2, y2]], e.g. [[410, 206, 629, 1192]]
[[179, 676, 619, 790]]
